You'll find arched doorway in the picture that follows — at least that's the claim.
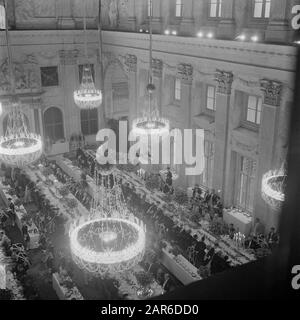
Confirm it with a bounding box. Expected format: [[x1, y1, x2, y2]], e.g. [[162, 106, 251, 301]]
[[43, 107, 64, 144]]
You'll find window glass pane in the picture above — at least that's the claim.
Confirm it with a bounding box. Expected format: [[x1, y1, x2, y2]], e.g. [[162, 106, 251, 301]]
[[247, 109, 256, 123], [175, 78, 181, 100], [256, 110, 261, 125], [0, 5, 5, 29], [254, 0, 263, 17], [176, 0, 182, 17], [44, 107, 64, 142], [265, 0, 271, 18], [210, 2, 217, 17], [208, 86, 215, 98], [248, 96, 257, 110], [218, 0, 222, 17], [79, 64, 95, 83]]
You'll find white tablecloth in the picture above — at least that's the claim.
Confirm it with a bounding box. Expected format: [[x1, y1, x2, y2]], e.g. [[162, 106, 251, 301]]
[[223, 209, 252, 236], [161, 248, 201, 285], [52, 273, 83, 300]]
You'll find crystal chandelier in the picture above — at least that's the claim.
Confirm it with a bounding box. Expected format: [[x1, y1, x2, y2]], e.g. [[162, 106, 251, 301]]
[[0, 1, 42, 168], [261, 164, 287, 211], [132, 0, 169, 137], [73, 0, 102, 109], [69, 170, 146, 277]]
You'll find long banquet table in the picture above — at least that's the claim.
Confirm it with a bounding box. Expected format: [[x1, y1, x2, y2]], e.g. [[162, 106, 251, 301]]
[[55, 153, 256, 268], [52, 272, 84, 300], [0, 179, 40, 250], [25, 165, 164, 300]]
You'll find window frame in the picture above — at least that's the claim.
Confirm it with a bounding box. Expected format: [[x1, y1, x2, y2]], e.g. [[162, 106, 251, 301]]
[[208, 0, 222, 19], [253, 0, 271, 19], [80, 108, 99, 136], [242, 94, 262, 130], [174, 78, 181, 101], [206, 85, 217, 112], [175, 0, 183, 18]]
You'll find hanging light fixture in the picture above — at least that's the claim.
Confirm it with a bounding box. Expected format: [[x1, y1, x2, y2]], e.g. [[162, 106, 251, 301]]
[[132, 0, 169, 137], [69, 170, 146, 277], [0, 0, 42, 168], [261, 163, 287, 211], [73, 0, 102, 109]]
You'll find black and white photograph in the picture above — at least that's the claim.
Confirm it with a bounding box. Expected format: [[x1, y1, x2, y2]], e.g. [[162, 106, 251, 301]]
[[0, 0, 299, 306]]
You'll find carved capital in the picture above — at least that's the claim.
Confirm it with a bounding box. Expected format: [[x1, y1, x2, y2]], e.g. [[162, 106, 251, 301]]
[[215, 70, 234, 94], [152, 59, 163, 78], [177, 63, 193, 84], [260, 79, 282, 107], [124, 54, 137, 73], [59, 49, 79, 65]]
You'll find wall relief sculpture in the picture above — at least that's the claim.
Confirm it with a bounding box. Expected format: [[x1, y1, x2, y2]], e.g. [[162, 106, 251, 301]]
[[0, 54, 40, 94]]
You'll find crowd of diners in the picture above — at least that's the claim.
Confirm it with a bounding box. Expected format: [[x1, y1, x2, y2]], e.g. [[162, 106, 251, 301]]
[[0, 148, 281, 298]]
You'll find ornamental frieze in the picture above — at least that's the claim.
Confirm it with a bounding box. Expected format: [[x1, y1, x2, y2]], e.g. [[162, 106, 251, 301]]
[[123, 54, 137, 73], [215, 70, 234, 95], [177, 63, 193, 83]]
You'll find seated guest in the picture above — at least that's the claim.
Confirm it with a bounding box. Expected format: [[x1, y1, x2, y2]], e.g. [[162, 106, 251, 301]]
[[22, 224, 30, 250], [165, 167, 173, 187], [195, 236, 206, 266], [253, 218, 264, 236], [59, 258, 68, 277], [156, 268, 165, 286], [228, 223, 235, 239], [267, 227, 279, 249], [203, 244, 216, 265], [0, 230, 11, 254], [8, 198, 15, 214]]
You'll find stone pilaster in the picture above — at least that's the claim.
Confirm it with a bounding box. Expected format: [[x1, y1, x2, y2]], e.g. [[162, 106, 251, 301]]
[[213, 70, 234, 199], [255, 79, 283, 230], [59, 49, 80, 140], [56, 0, 75, 29]]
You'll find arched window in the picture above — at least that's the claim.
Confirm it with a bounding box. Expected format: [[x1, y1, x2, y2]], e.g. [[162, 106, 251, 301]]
[[3, 112, 29, 135], [44, 107, 64, 143], [81, 109, 98, 135]]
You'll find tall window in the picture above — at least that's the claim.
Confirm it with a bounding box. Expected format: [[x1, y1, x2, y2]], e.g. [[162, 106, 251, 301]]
[[175, 78, 181, 101], [44, 107, 64, 143], [236, 156, 257, 213], [246, 95, 262, 125], [147, 0, 152, 17], [40, 66, 59, 87], [175, 0, 183, 17], [209, 0, 222, 18], [206, 85, 216, 111], [202, 141, 214, 188], [81, 109, 98, 135], [254, 0, 271, 18], [0, 4, 5, 30]]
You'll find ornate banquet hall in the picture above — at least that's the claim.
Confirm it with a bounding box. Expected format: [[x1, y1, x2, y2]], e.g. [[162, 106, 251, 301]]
[[0, 0, 297, 301]]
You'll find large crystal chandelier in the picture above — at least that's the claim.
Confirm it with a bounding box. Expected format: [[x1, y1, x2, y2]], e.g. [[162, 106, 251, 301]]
[[261, 164, 287, 211], [73, 0, 102, 109], [69, 169, 146, 277], [0, 1, 42, 168], [132, 0, 169, 137]]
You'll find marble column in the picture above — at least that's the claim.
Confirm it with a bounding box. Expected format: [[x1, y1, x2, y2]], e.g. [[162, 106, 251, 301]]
[[255, 80, 283, 230], [177, 63, 194, 188], [59, 49, 81, 141], [212, 70, 234, 199], [218, 0, 235, 39], [266, 0, 290, 43], [179, 0, 195, 36]]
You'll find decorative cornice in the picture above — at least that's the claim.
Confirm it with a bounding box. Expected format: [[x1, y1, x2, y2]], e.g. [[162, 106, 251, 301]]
[[58, 49, 79, 65], [215, 70, 234, 95], [260, 79, 283, 107], [177, 63, 193, 84]]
